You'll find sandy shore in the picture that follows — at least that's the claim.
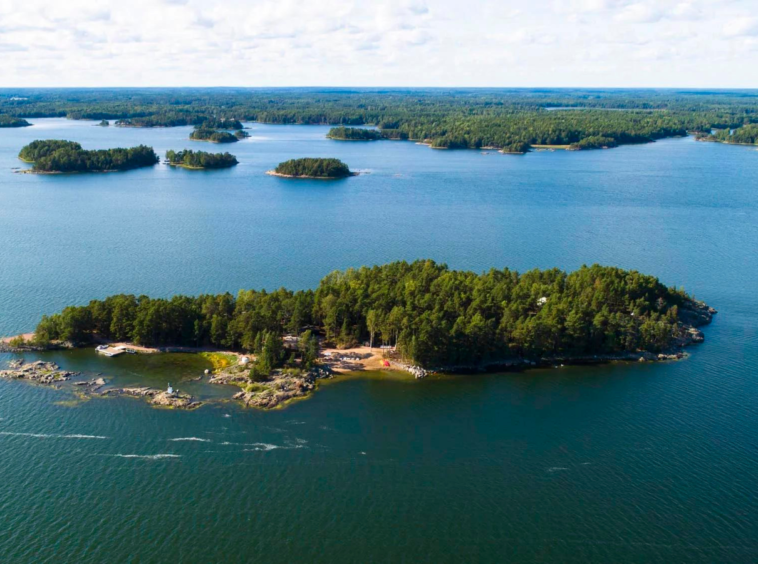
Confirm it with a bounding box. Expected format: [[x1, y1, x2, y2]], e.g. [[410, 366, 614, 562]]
[[1, 333, 35, 344], [319, 346, 391, 373]]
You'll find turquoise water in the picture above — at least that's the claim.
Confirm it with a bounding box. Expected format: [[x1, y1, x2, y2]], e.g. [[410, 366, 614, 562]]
[[1, 120, 757, 561]]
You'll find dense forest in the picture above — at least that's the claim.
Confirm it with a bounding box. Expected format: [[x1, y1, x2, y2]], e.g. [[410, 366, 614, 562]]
[[272, 158, 353, 178], [34, 260, 702, 369], [189, 128, 239, 143], [702, 124, 758, 145], [19, 140, 158, 173], [166, 149, 238, 169], [3, 88, 758, 152], [0, 115, 31, 127], [327, 126, 383, 141]]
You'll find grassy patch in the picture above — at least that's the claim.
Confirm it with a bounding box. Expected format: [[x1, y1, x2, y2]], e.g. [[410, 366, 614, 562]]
[[199, 352, 237, 373]]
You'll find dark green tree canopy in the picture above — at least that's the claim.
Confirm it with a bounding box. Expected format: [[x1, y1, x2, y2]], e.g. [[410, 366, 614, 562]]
[[273, 158, 352, 178], [19, 140, 158, 172], [36, 261, 701, 368]]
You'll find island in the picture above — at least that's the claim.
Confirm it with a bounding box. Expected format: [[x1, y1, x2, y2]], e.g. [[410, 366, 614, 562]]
[[98, 119, 109, 127], [17, 140, 159, 173], [267, 158, 355, 179], [189, 128, 238, 143], [327, 126, 383, 141], [166, 149, 238, 169], [0, 115, 31, 128], [4, 261, 715, 410]]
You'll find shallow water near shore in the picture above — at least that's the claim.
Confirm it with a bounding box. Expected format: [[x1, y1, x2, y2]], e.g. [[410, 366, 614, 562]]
[[0, 120, 758, 562]]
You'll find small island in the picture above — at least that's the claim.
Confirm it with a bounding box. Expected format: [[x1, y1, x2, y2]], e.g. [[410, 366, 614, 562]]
[[267, 158, 355, 179], [166, 149, 238, 169], [327, 126, 383, 141], [18, 140, 159, 173], [0, 115, 32, 128], [189, 128, 238, 144]]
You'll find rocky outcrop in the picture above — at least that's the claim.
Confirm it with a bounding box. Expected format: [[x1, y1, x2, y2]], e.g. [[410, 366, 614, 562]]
[[217, 365, 333, 410], [390, 362, 428, 379], [0, 360, 78, 384], [102, 386, 202, 410]]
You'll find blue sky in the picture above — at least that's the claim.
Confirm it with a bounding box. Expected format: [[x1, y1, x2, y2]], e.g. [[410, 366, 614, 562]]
[[1, 0, 757, 87]]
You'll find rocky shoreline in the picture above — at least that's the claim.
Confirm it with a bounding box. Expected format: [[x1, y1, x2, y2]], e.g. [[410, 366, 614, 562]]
[[101, 387, 203, 410], [0, 359, 78, 385], [211, 365, 334, 409]]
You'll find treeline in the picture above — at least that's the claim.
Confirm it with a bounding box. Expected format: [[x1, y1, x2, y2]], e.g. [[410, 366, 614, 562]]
[[190, 128, 239, 143], [35, 260, 698, 367], [273, 158, 353, 178], [5, 89, 758, 152], [19, 140, 158, 172], [166, 149, 238, 169], [0, 115, 31, 127], [569, 136, 618, 150]]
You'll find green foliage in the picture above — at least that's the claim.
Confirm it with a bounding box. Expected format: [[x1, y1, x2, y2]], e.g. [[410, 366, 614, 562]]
[[166, 149, 238, 169], [0, 115, 31, 128], [36, 261, 695, 367], [570, 136, 619, 150], [8, 88, 756, 151], [711, 124, 758, 145], [327, 127, 382, 141], [19, 140, 158, 172], [298, 330, 320, 370], [189, 128, 238, 143], [274, 158, 352, 178]]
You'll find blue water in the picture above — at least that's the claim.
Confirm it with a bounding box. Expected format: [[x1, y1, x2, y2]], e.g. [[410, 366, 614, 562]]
[[0, 120, 757, 562]]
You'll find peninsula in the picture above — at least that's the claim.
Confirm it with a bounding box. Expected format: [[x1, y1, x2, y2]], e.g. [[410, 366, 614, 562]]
[[697, 124, 758, 146], [166, 149, 238, 169], [4, 261, 715, 410], [0, 115, 31, 128], [267, 158, 355, 179], [18, 140, 159, 173]]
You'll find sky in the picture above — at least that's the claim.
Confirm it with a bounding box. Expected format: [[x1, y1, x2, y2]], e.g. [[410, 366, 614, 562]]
[[1, 0, 757, 88]]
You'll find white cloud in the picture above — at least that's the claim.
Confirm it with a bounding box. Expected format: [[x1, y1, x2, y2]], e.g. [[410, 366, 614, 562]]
[[0, 0, 756, 87]]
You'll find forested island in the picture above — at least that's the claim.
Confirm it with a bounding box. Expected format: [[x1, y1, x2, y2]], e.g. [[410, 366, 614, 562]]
[[31, 261, 713, 371], [18, 140, 158, 173], [268, 158, 354, 178], [327, 126, 383, 141], [189, 128, 239, 143], [0, 115, 31, 128], [166, 149, 238, 169], [3, 88, 758, 153]]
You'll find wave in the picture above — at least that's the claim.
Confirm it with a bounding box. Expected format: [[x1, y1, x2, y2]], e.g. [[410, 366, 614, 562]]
[[0, 431, 108, 440], [243, 442, 307, 452], [547, 467, 569, 473], [169, 437, 211, 442], [109, 454, 181, 460]]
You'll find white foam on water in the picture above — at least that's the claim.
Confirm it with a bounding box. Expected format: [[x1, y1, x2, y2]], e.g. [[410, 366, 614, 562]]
[[169, 437, 211, 442], [0, 432, 108, 440], [109, 454, 181, 460]]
